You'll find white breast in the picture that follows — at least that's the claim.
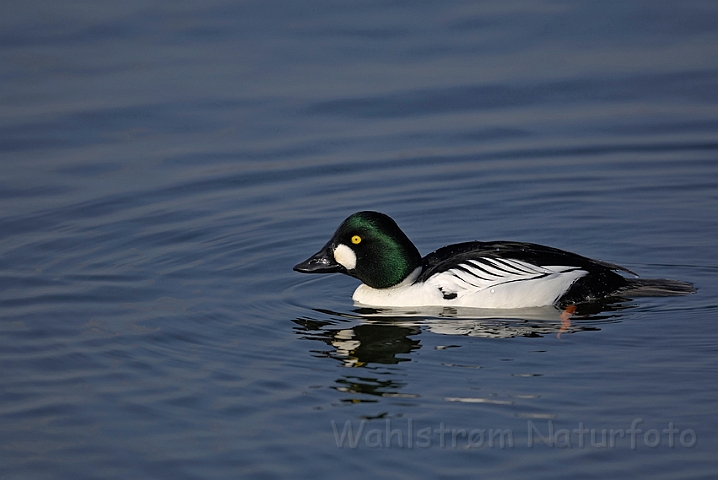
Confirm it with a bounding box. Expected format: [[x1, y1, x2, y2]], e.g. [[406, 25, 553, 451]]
[[352, 258, 587, 309]]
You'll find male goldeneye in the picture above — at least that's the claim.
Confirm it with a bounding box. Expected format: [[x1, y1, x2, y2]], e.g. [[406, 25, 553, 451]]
[[293, 211, 695, 309]]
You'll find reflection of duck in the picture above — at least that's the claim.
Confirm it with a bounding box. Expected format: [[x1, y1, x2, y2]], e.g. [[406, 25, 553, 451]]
[[293, 318, 421, 367], [292, 303, 629, 400], [352, 301, 632, 338], [294, 298, 626, 363], [294, 211, 695, 309], [293, 319, 421, 399]]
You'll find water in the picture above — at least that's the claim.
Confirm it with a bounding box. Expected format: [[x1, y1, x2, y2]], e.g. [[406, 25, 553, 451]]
[[2, 1, 717, 478]]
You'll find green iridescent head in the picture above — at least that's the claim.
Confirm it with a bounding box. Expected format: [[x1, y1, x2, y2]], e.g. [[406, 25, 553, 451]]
[[294, 211, 422, 289]]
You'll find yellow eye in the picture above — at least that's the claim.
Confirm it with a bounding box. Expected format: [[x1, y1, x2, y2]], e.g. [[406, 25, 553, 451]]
[[351, 235, 362, 244]]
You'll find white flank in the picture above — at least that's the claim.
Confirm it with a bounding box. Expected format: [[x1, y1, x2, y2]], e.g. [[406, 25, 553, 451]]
[[333, 244, 357, 270], [353, 258, 587, 309]]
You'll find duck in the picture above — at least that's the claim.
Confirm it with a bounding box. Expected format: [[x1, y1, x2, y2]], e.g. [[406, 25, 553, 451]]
[[293, 211, 695, 309]]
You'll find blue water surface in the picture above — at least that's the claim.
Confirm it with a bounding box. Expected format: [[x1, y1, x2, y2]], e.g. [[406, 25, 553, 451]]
[[1, 1, 717, 479]]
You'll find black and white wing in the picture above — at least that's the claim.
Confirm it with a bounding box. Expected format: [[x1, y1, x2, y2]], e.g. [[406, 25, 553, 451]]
[[416, 241, 633, 306], [428, 257, 585, 300]]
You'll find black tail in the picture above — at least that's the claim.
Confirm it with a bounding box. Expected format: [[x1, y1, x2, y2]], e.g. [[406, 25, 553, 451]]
[[618, 278, 697, 297]]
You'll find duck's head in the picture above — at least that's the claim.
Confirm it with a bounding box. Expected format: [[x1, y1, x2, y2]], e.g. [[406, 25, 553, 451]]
[[293, 211, 422, 289]]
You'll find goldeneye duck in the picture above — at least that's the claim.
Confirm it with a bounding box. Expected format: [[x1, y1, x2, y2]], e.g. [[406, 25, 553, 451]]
[[293, 211, 695, 309]]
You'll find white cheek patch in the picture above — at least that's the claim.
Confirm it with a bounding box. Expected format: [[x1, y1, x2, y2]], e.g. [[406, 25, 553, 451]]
[[333, 244, 357, 270]]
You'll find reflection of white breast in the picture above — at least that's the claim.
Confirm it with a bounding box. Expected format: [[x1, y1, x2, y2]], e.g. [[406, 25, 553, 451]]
[[353, 258, 588, 309]]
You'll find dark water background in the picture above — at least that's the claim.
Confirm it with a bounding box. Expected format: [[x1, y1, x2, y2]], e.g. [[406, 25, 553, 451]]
[[2, 1, 717, 479]]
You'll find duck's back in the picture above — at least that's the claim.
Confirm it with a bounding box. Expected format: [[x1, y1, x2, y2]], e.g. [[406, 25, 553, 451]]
[[412, 241, 633, 308]]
